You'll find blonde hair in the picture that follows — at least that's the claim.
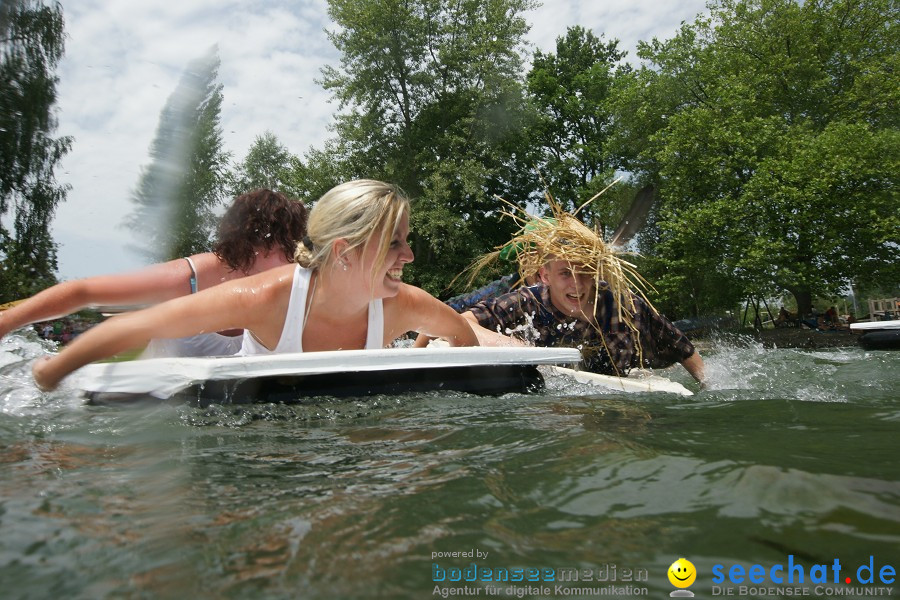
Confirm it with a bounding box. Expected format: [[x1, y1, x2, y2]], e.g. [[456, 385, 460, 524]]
[[295, 180, 410, 288]]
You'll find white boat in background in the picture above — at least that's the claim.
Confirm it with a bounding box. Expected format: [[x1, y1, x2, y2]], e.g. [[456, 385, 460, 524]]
[[850, 320, 900, 331], [850, 319, 900, 350]]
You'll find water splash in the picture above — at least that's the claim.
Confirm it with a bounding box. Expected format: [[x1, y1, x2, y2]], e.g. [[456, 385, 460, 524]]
[[694, 333, 880, 403], [1, 332, 55, 416]]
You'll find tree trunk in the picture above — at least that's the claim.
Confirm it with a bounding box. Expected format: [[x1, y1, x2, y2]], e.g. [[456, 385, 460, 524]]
[[787, 286, 813, 318]]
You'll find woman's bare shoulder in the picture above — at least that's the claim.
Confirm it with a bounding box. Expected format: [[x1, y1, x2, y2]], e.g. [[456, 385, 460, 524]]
[[231, 263, 296, 295], [385, 283, 434, 308], [383, 284, 447, 325]]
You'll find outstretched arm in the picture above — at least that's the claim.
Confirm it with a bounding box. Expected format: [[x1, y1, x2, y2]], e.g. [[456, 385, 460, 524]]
[[413, 314, 527, 348], [385, 285, 478, 347], [1, 257, 208, 339], [412, 333, 432, 348], [680, 351, 705, 384], [461, 312, 528, 347], [31, 267, 291, 391]]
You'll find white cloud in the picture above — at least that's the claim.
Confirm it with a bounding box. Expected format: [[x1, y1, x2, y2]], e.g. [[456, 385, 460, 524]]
[[53, 0, 337, 279], [525, 0, 708, 61], [49, 0, 708, 280]]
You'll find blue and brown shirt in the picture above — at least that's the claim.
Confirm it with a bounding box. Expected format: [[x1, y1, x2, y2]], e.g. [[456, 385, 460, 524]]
[[468, 284, 695, 375], [445, 273, 519, 313]]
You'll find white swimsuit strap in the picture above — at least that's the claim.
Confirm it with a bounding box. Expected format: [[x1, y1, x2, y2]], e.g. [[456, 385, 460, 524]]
[[365, 299, 384, 349]]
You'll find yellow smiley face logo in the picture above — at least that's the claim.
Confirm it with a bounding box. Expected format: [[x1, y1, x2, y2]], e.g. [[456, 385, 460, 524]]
[[668, 558, 697, 588]]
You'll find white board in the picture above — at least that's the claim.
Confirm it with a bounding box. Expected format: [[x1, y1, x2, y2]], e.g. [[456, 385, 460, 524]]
[[549, 366, 693, 396], [71, 346, 582, 398], [850, 320, 900, 331]]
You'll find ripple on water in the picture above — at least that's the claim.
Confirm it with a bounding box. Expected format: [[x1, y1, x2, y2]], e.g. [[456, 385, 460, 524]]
[[0, 331, 898, 599]]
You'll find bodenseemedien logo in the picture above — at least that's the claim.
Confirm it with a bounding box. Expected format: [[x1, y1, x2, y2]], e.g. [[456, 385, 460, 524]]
[[668, 558, 697, 597]]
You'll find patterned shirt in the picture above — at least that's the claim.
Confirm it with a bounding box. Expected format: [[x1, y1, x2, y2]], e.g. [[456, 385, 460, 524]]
[[468, 284, 696, 375], [446, 273, 519, 313]]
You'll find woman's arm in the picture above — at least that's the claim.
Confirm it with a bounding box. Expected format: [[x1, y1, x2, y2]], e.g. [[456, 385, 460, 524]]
[[32, 266, 293, 391], [460, 312, 528, 347], [1, 256, 216, 338], [405, 311, 520, 349], [385, 285, 478, 347]]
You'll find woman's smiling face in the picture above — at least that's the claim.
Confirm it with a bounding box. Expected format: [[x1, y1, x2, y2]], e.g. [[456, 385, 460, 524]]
[[358, 210, 414, 298]]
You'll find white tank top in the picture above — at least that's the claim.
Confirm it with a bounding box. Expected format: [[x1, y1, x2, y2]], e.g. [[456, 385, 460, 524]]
[[139, 256, 243, 358], [141, 333, 243, 358], [239, 265, 384, 355]]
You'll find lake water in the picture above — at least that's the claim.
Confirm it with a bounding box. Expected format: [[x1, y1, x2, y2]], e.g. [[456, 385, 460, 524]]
[[1, 331, 898, 599]]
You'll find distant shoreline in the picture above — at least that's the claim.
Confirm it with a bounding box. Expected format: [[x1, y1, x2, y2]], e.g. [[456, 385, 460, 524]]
[[755, 327, 860, 349], [716, 327, 861, 350]]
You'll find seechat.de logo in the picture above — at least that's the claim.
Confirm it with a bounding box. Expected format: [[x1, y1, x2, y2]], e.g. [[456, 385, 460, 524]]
[[668, 558, 697, 597]]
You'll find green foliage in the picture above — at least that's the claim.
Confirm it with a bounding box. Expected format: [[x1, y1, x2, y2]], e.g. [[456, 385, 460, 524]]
[[0, 0, 70, 302], [310, 0, 537, 295], [124, 48, 231, 262], [287, 141, 358, 206], [526, 26, 638, 228], [229, 131, 304, 199], [615, 0, 899, 316]]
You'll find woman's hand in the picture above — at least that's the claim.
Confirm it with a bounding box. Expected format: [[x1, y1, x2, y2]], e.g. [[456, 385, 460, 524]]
[[32, 356, 59, 392]]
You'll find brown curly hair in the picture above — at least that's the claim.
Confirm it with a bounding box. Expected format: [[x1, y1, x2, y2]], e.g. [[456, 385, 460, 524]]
[[213, 189, 308, 274]]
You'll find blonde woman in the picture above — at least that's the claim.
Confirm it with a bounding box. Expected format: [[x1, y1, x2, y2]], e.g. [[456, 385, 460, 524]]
[[32, 180, 478, 391]]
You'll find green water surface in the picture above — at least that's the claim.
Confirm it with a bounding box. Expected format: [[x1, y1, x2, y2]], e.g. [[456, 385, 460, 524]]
[[1, 337, 898, 599]]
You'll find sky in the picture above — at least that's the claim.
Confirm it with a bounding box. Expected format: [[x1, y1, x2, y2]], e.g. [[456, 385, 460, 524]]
[[49, 0, 709, 281]]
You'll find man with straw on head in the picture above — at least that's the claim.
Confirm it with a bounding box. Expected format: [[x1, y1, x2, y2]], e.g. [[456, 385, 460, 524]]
[[439, 196, 706, 385]]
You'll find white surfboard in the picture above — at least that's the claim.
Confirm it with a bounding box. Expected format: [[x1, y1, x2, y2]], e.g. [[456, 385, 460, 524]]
[[549, 366, 694, 396], [71, 346, 582, 400]]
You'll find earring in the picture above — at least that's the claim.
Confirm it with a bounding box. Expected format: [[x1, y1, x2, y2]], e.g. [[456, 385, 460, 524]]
[[342, 262, 348, 271]]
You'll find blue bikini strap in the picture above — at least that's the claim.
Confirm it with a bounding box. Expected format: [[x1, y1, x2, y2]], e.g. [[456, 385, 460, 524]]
[[184, 256, 198, 294]]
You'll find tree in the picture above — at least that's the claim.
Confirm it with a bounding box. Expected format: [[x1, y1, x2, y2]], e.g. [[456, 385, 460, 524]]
[[314, 0, 538, 295], [526, 26, 636, 232], [125, 47, 230, 262], [0, 0, 71, 302], [229, 131, 303, 199], [612, 0, 899, 317]]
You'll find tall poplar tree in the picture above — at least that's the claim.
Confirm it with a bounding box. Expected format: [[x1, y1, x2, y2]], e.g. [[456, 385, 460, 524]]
[[0, 0, 71, 302], [125, 48, 230, 262]]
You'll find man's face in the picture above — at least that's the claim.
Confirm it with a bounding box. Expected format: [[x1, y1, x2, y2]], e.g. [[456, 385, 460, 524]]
[[539, 260, 596, 321]]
